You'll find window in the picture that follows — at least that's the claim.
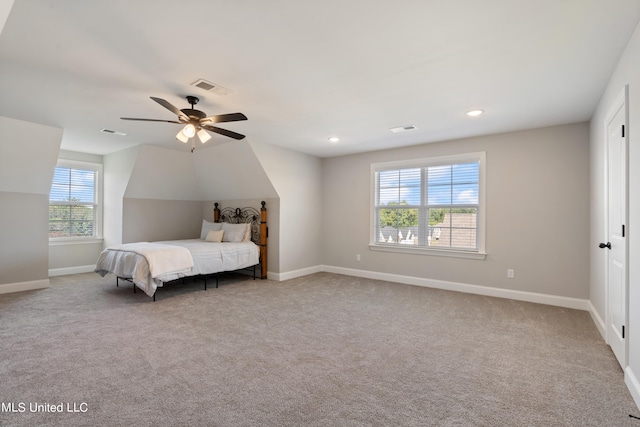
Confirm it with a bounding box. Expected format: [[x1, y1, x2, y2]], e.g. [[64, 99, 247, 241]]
[[371, 152, 485, 258], [49, 160, 102, 241]]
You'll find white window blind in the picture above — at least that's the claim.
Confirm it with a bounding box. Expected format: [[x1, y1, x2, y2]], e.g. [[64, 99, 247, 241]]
[[371, 152, 485, 255], [49, 161, 101, 239]]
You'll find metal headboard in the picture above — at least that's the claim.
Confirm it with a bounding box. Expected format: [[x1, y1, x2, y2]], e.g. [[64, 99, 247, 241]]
[[213, 201, 267, 279]]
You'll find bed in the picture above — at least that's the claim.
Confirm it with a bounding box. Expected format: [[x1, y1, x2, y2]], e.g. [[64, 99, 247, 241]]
[[95, 201, 268, 300]]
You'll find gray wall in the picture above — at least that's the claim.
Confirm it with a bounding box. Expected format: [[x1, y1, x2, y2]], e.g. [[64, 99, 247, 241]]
[[125, 145, 202, 201], [0, 192, 49, 284], [251, 141, 323, 277], [123, 198, 204, 243], [103, 145, 139, 249], [195, 141, 276, 201], [0, 116, 62, 288], [119, 145, 204, 243], [49, 241, 103, 273], [322, 122, 590, 299]]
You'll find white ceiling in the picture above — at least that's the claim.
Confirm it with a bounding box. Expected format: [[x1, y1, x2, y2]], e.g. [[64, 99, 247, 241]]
[[1, 0, 640, 158]]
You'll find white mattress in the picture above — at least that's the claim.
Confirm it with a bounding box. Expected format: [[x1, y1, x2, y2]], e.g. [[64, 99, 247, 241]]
[[95, 239, 260, 297]]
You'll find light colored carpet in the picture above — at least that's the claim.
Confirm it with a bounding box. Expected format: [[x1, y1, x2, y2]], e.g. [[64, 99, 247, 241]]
[[0, 272, 637, 426]]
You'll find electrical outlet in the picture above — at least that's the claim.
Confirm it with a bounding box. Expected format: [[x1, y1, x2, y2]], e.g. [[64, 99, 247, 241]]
[[507, 269, 515, 279], [356, 254, 361, 261]]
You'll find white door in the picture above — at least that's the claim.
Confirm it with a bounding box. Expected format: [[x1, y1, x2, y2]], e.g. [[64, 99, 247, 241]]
[[605, 89, 628, 369]]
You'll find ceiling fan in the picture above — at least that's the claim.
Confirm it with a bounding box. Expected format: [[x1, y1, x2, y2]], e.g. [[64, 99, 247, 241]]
[[121, 96, 247, 152]]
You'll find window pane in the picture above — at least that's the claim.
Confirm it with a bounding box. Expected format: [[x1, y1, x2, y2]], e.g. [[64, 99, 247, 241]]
[[377, 168, 420, 205], [52, 167, 70, 185], [49, 205, 70, 221], [379, 188, 400, 205], [428, 165, 451, 184], [428, 165, 454, 205], [451, 228, 477, 249], [378, 170, 399, 188], [427, 184, 451, 205], [377, 208, 418, 244], [70, 169, 94, 186], [452, 184, 478, 205], [400, 168, 421, 187], [427, 226, 443, 246], [70, 185, 94, 203], [70, 221, 93, 237], [378, 208, 418, 228], [50, 184, 70, 202], [428, 208, 477, 248], [49, 165, 98, 238], [378, 208, 398, 228], [49, 220, 69, 237], [70, 205, 94, 221], [427, 207, 445, 224], [452, 163, 479, 184], [451, 207, 477, 226]]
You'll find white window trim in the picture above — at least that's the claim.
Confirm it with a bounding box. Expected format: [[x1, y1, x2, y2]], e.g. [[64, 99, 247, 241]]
[[49, 159, 103, 244], [370, 152, 486, 259]]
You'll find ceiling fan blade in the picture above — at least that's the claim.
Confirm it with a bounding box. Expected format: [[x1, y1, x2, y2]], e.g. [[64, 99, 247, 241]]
[[201, 124, 246, 140], [150, 97, 190, 121], [121, 117, 182, 124], [200, 112, 248, 125]]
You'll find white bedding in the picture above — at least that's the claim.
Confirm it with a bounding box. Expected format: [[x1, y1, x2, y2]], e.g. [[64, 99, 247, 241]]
[[95, 239, 260, 297], [106, 242, 194, 278]]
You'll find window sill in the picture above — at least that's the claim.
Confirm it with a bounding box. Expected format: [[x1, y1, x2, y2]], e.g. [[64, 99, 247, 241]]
[[369, 244, 486, 260], [49, 238, 103, 247]]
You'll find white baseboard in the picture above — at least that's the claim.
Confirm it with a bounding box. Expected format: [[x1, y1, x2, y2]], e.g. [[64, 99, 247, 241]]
[[316, 265, 590, 311], [626, 367, 640, 411], [48, 265, 96, 277], [0, 279, 50, 294], [587, 300, 607, 341], [268, 265, 323, 281]]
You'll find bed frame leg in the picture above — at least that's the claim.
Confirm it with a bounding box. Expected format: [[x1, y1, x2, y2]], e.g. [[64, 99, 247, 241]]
[[216, 274, 219, 289], [204, 276, 207, 291], [116, 277, 119, 287], [133, 284, 136, 293], [153, 294, 156, 302]]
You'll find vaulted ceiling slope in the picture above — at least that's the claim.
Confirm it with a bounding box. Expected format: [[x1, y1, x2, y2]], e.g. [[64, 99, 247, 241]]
[[1, 1, 640, 158]]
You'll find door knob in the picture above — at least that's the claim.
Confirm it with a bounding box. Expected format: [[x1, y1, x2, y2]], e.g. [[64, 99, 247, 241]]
[[599, 242, 611, 249]]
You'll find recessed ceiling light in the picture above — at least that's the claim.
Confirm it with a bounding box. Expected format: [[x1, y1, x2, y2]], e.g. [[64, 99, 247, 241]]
[[466, 109, 484, 117], [328, 137, 340, 143]]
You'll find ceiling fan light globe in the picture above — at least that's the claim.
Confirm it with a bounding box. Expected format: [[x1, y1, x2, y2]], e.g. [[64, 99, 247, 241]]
[[197, 128, 212, 143], [183, 123, 196, 138], [176, 129, 189, 143]]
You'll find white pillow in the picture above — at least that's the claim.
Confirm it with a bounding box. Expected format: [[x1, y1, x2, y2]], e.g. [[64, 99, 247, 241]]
[[222, 223, 248, 242], [243, 223, 252, 241], [205, 229, 224, 243], [201, 220, 223, 240]]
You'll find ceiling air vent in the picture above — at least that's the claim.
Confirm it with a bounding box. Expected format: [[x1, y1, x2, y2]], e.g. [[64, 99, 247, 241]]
[[100, 128, 126, 136], [389, 124, 417, 133], [191, 79, 232, 96]]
